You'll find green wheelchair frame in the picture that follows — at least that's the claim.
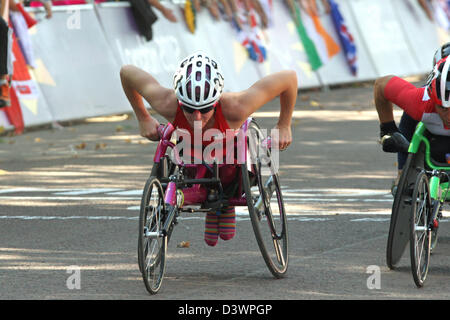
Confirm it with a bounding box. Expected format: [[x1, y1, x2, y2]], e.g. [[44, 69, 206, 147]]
[[386, 121, 450, 287]]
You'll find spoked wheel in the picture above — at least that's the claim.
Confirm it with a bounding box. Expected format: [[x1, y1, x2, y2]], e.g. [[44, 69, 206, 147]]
[[387, 145, 424, 269], [138, 177, 167, 294], [409, 170, 432, 288], [242, 120, 288, 278]]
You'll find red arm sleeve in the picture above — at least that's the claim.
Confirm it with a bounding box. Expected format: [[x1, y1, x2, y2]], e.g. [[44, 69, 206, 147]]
[[383, 76, 425, 121]]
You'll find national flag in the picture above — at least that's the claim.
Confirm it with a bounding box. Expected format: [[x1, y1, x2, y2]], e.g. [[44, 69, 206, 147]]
[[286, 0, 322, 70], [328, 0, 357, 75], [300, 6, 340, 66]]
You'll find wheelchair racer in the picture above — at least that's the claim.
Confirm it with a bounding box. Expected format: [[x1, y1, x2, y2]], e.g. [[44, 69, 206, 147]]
[[390, 43, 450, 194], [374, 55, 450, 187], [120, 52, 297, 246]]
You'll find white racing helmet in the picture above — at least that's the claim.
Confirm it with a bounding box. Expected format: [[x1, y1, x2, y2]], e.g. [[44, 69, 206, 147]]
[[428, 56, 450, 108], [173, 52, 224, 110]]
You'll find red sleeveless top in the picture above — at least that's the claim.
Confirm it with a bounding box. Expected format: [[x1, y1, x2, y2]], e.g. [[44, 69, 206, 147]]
[[172, 102, 231, 138], [172, 103, 238, 186]]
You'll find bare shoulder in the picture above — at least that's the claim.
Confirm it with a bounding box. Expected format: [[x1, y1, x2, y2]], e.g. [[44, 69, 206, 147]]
[[152, 91, 178, 123], [120, 64, 178, 122], [219, 92, 248, 129], [374, 75, 396, 97]]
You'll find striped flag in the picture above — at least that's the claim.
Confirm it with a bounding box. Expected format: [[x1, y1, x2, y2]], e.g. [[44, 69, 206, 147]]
[[288, 1, 322, 70], [300, 6, 340, 66], [287, 0, 339, 70], [329, 0, 357, 75]]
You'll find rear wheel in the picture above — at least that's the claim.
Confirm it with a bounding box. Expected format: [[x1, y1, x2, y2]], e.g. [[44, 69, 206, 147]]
[[410, 170, 432, 288], [242, 120, 288, 278], [138, 177, 167, 294]]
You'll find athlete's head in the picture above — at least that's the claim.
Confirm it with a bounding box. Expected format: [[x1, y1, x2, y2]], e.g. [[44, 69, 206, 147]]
[[432, 42, 450, 66], [173, 52, 224, 125], [428, 56, 450, 126]]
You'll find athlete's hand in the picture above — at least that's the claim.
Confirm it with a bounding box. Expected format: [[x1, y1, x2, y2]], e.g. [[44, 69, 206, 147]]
[[139, 118, 161, 141], [379, 121, 409, 153], [274, 125, 292, 151]]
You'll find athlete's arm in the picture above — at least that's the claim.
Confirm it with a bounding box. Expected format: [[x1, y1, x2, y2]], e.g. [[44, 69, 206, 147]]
[[374, 75, 395, 124], [120, 65, 177, 140], [374, 75, 421, 153], [224, 70, 298, 150]]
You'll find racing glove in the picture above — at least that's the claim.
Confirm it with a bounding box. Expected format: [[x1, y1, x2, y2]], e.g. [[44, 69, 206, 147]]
[[379, 121, 410, 153]]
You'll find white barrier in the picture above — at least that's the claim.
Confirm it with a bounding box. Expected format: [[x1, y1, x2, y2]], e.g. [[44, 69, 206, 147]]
[[0, 0, 445, 131]]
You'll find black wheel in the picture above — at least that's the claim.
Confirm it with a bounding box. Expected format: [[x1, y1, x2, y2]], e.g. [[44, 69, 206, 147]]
[[138, 177, 167, 294], [242, 120, 288, 278], [386, 145, 425, 269], [410, 170, 432, 288]]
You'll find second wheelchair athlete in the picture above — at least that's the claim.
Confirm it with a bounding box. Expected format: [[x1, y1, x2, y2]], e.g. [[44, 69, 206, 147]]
[[374, 55, 450, 171]]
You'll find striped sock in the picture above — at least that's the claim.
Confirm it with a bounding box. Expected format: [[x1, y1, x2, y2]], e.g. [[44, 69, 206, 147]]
[[204, 211, 219, 246], [219, 206, 236, 241]]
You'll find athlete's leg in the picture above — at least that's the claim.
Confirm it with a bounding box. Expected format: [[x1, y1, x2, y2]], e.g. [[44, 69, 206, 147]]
[[429, 135, 450, 163], [397, 111, 418, 171], [392, 112, 419, 193], [204, 211, 219, 246], [219, 206, 236, 241]]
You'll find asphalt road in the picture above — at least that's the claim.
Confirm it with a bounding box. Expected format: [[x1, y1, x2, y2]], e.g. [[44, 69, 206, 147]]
[[0, 84, 449, 300]]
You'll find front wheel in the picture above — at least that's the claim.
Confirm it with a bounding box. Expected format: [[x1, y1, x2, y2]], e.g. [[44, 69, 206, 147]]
[[138, 177, 167, 294], [242, 120, 288, 278], [409, 171, 432, 288]]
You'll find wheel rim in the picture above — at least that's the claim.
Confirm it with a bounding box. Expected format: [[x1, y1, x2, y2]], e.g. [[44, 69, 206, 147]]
[[246, 121, 288, 277], [410, 172, 431, 287], [138, 179, 167, 294]]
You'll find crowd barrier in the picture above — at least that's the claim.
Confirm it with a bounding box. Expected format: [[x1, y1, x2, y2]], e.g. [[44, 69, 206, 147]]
[[0, 0, 447, 131]]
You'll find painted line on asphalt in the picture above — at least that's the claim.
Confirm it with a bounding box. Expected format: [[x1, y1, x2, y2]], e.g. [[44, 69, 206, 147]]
[[0, 215, 447, 222]]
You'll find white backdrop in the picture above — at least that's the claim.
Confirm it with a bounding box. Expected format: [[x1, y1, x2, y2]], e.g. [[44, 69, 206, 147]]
[[0, 0, 447, 130]]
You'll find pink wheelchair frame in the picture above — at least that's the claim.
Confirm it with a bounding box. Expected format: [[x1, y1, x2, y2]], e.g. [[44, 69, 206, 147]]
[[154, 118, 253, 209]]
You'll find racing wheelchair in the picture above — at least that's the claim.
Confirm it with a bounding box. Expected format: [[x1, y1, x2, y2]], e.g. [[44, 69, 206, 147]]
[[387, 122, 450, 287], [137, 118, 288, 294]]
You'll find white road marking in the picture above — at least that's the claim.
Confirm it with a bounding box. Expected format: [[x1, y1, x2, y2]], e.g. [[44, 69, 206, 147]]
[[0, 196, 139, 201], [0, 215, 447, 222], [53, 188, 123, 195], [0, 187, 448, 221], [107, 190, 143, 196]]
